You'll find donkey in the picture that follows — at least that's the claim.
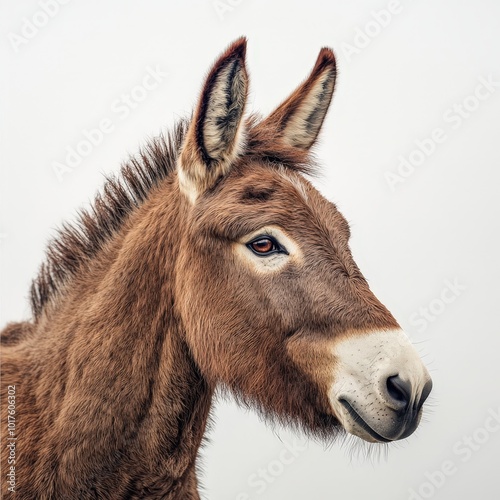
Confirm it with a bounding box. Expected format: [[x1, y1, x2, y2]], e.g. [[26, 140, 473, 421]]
[[1, 38, 432, 499]]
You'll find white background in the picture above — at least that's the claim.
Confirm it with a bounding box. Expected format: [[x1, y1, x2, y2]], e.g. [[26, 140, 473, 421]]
[[1, 1, 500, 499]]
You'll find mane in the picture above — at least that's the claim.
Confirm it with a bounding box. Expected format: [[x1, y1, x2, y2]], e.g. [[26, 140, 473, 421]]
[[30, 120, 188, 320], [30, 115, 315, 321]]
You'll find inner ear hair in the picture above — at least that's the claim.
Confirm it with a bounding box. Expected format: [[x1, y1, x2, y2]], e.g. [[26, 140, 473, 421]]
[[259, 48, 337, 150], [198, 56, 248, 164]]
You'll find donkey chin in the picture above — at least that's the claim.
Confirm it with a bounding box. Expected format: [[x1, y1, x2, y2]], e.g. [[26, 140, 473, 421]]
[[328, 329, 432, 443]]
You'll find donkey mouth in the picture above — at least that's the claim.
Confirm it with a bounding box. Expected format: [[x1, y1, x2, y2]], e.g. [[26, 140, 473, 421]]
[[339, 399, 391, 443]]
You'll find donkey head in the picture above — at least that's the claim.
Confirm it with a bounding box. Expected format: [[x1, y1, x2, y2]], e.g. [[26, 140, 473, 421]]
[[175, 38, 432, 443]]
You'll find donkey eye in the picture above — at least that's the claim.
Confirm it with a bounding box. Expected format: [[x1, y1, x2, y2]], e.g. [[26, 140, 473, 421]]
[[246, 236, 288, 257]]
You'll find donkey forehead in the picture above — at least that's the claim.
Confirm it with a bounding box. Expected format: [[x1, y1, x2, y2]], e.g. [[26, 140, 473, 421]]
[[192, 162, 351, 242]]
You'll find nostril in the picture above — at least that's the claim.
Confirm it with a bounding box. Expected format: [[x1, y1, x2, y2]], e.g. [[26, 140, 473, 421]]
[[386, 375, 411, 409]]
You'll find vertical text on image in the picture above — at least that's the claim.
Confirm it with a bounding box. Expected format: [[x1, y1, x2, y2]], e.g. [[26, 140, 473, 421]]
[[5, 385, 17, 493]]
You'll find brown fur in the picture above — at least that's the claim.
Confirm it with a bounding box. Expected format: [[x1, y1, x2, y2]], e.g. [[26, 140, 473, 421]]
[[1, 39, 401, 498]]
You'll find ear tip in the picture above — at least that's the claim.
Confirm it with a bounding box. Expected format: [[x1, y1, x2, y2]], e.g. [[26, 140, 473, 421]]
[[316, 47, 337, 72], [224, 36, 248, 61]]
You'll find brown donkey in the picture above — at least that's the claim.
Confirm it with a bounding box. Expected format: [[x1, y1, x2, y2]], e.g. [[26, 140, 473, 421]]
[[1, 38, 432, 499]]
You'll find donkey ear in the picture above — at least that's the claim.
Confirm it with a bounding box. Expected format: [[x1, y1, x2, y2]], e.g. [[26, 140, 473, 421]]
[[178, 37, 248, 201], [259, 48, 336, 150]]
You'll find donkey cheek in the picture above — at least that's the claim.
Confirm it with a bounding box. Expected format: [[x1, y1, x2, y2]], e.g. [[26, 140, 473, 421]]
[[285, 335, 337, 397]]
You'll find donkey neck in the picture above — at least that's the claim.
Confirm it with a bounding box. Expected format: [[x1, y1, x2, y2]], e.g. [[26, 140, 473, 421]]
[[33, 176, 212, 498]]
